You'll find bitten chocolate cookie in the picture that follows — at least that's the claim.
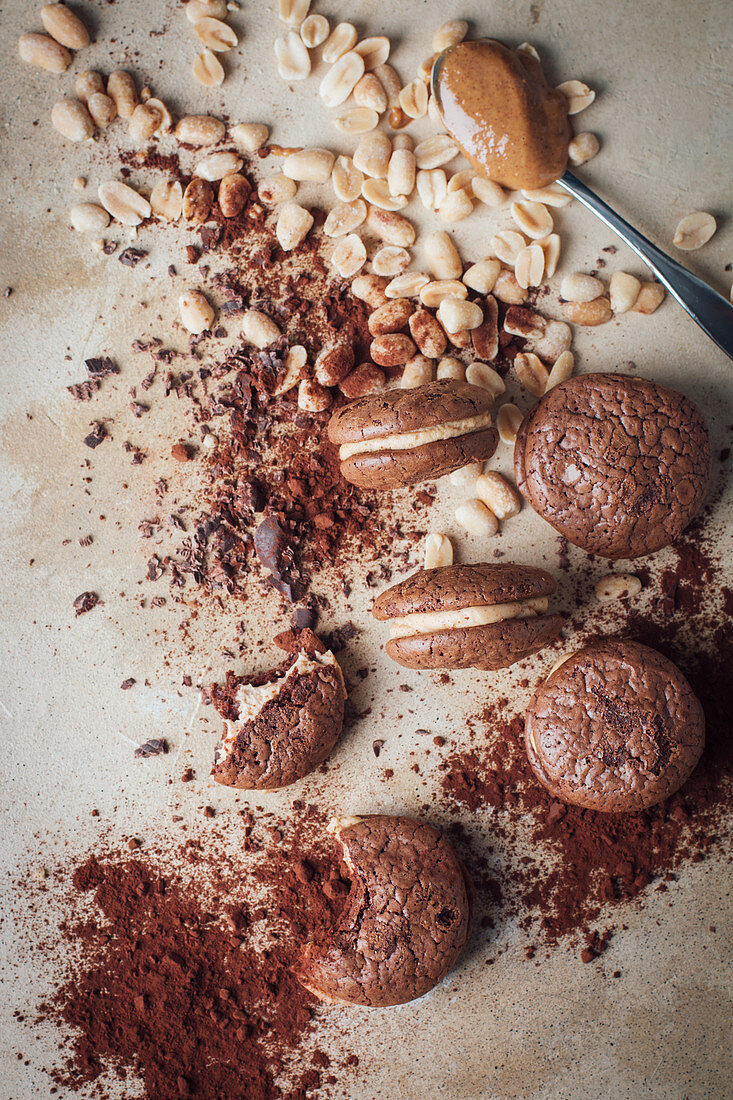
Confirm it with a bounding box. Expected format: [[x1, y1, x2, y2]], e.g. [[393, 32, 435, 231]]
[[328, 379, 498, 489], [514, 373, 711, 559], [297, 815, 472, 1006], [210, 648, 347, 790], [372, 563, 562, 670], [525, 639, 705, 812]]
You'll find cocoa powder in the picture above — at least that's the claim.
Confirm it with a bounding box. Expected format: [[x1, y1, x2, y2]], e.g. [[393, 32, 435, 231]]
[[29, 813, 353, 1099]]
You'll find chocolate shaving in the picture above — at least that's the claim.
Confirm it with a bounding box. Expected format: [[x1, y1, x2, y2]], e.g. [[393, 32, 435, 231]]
[[83, 421, 107, 448], [134, 739, 168, 758], [73, 591, 99, 616], [118, 248, 147, 268]]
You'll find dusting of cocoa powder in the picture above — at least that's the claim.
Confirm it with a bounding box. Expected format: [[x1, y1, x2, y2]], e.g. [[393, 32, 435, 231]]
[[28, 813, 354, 1099]]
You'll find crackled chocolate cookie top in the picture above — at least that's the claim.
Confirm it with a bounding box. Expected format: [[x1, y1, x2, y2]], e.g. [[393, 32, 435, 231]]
[[372, 563, 562, 671], [210, 649, 346, 791], [514, 373, 711, 559], [525, 639, 705, 812], [296, 815, 472, 1006]]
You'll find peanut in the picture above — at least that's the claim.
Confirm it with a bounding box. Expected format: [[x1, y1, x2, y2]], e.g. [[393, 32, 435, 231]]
[[276, 202, 314, 250], [466, 360, 504, 397], [87, 93, 116, 129], [424, 231, 462, 280], [351, 274, 389, 309], [300, 13, 329, 48], [372, 246, 411, 277], [632, 282, 665, 314], [463, 259, 501, 295], [672, 211, 716, 251], [475, 472, 521, 520], [339, 363, 385, 399], [183, 178, 214, 224], [455, 500, 498, 538], [497, 403, 523, 445], [314, 344, 354, 387], [75, 71, 105, 103], [514, 351, 549, 395], [70, 203, 110, 232], [370, 334, 416, 368], [18, 33, 71, 73], [332, 155, 364, 202], [218, 173, 250, 217], [242, 310, 281, 348], [368, 299, 413, 336], [298, 379, 333, 413], [563, 298, 612, 325], [560, 273, 605, 302], [193, 50, 225, 87], [568, 132, 600, 166], [414, 135, 460, 170], [258, 175, 297, 205], [41, 4, 90, 49], [331, 234, 367, 278], [556, 80, 596, 113], [545, 350, 575, 391], [175, 115, 226, 145], [230, 122, 268, 152], [366, 207, 416, 247], [609, 271, 642, 314], [283, 147, 334, 183], [320, 50, 364, 107], [437, 357, 465, 382], [595, 573, 642, 602], [354, 73, 388, 113], [401, 355, 435, 388], [274, 31, 311, 80], [51, 99, 94, 142], [195, 151, 243, 181], [179, 290, 215, 334], [424, 532, 454, 569], [334, 107, 380, 135], [194, 17, 238, 51], [324, 199, 367, 238], [107, 71, 139, 119], [354, 131, 392, 179], [437, 298, 484, 334], [409, 310, 447, 358], [385, 272, 430, 299], [150, 180, 183, 221], [322, 22, 357, 64]]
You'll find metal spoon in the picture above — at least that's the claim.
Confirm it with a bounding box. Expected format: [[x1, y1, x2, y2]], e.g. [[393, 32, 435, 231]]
[[558, 170, 732, 359], [431, 55, 733, 361]]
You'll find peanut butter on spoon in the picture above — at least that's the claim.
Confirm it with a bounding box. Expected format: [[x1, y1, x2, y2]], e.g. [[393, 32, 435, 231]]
[[433, 39, 571, 190]]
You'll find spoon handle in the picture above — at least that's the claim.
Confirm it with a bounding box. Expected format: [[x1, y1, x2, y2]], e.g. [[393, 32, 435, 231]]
[[559, 170, 733, 360]]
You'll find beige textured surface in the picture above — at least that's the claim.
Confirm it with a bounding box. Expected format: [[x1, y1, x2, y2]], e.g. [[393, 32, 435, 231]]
[[1, 1, 732, 1098]]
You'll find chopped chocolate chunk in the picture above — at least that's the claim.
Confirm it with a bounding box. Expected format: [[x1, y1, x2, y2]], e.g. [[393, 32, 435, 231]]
[[323, 622, 359, 652], [372, 740, 384, 757], [73, 591, 99, 616], [85, 356, 118, 378], [181, 767, 195, 782], [171, 443, 191, 462], [120, 678, 136, 690], [118, 248, 147, 268], [67, 378, 101, 402], [83, 421, 108, 449]]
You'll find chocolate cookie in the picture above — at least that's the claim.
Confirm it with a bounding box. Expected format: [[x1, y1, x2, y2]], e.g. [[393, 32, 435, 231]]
[[297, 815, 472, 1006], [525, 639, 705, 812], [372, 563, 562, 670], [328, 379, 498, 490], [210, 649, 347, 790], [514, 373, 711, 559]]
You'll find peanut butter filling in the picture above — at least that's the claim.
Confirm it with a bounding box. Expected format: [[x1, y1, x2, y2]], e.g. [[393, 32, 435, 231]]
[[433, 39, 571, 190], [388, 596, 549, 639], [339, 410, 494, 461]]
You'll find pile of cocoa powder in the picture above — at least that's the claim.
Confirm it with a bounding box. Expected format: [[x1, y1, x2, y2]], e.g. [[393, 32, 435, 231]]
[[24, 810, 355, 1099]]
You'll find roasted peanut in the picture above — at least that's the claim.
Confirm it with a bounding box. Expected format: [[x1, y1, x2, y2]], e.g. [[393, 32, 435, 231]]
[[475, 472, 521, 520], [368, 299, 413, 336], [183, 178, 214, 224], [41, 4, 90, 49], [218, 173, 250, 217], [18, 33, 71, 73], [370, 333, 416, 368], [179, 290, 215, 334], [409, 310, 447, 358]]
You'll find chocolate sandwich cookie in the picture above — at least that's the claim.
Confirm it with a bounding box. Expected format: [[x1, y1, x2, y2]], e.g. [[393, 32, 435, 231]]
[[372, 563, 562, 670], [328, 378, 498, 490], [525, 639, 705, 812], [210, 647, 347, 790], [296, 815, 472, 1007], [514, 373, 711, 559]]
